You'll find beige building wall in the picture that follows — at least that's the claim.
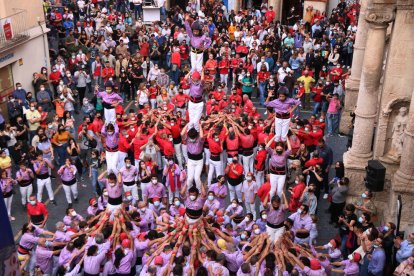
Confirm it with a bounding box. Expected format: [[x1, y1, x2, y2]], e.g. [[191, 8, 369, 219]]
[[0, 0, 45, 26]]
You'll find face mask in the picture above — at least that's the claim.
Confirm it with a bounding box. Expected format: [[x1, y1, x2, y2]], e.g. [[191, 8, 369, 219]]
[[17, 87, 22, 90], [304, 128, 309, 131], [152, 179, 158, 184], [208, 195, 214, 201], [214, 138, 219, 142], [244, 217, 250, 222], [373, 244, 379, 248], [327, 242, 333, 248], [189, 195, 196, 201], [63, 226, 68, 231], [45, 241, 51, 247], [140, 207, 146, 212], [93, 203, 98, 208], [154, 201, 160, 207], [168, 160, 174, 165], [276, 150, 283, 155], [103, 192, 108, 197], [246, 74, 250, 77], [358, 217, 363, 223], [126, 196, 132, 201], [109, 182, 116, 187], [240, 234, 246, 240], [71, 211, 77, 216], [319, 118, 324, 122], [297, 209, 302, 214], [10, 98, 15, 102], [175, 201, 180, 207], [29, 200, 36, 205], [126, 163, 131, 168], [107, 131, 114, 135], [296, 125, 301, 129], [232, 159, 238, 164], [361, 193, 367, 199], [246, 176, 252, 181], [254, 229, 260, 235], [169, 137, 173, 141], [106, 90, 112, 93], [232, 203, 237, 208], [261, 214, 268, 220]]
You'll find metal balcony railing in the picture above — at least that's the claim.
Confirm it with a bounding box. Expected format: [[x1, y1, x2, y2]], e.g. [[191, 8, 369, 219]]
[[0, 9, 30, 53]]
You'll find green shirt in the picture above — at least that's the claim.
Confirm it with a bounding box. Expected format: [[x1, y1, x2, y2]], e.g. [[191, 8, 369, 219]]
[[241, 77, 254, 93]]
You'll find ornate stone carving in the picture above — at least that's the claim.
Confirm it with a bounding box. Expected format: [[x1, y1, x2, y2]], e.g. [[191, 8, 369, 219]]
[[365, 7, 396, 25], [387, 107, 408, 161]]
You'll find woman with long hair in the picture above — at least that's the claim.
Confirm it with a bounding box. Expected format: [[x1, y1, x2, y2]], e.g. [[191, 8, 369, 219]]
[[52, 123, 72, 166], [0, 169, 17, 220]]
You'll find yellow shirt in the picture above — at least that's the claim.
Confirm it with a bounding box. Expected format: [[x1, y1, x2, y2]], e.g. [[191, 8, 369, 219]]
[[25, 110, 41, 131], [297, 76, 315, 93], [228, 25, 236, 41], [0, 156, 12, 169]]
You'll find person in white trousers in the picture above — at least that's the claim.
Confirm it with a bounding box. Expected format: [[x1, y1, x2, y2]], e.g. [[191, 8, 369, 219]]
[[33, 153, 55, 204], [262, 192, 289, 242], [118, 157, 139, 203], [58, 158, 78, 207], [184, 70, 205, 132], [182, 124, 204, 191], [16, 162, 35, 207], [225, 156, 244, 202], [184, 14, 212, 73], [207, 132, 224, 187], [264, 90, 301, 142], [266, 138, 292, 198], [0, 170, 17, 221], [241, 172, 259, 219], [101, 122, 120, 174]]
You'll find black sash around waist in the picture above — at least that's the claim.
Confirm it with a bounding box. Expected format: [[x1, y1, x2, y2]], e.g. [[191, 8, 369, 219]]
[[242, 146, 254, 156], [275, 112, 290, 119], [3, 190, 13, 198], [232, 216, 244, 224], [270, 166, 286, 175], [267, 221, 285, 229], [295, 232, 310, 239], [18, 179, 33, 187], [36, 173, 49, 180], [188, 152, 203, 161], [190, 96, 203, 103], [31, 214, 44, 225], [191, 47, 204, 54], [62, 178, 76, 186], [106, 145, 119, 152], [108, 195, 123, 205], [186, 207, 203, 219], [103, 101, 114, 109], [123, 181, 136, 187], [210, 154, 221, 161]]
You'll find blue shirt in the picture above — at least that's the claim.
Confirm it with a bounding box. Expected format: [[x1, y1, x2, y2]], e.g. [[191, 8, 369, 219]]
[[396, 240, 414, 263], [12, 89, 27, 102], [265, 57, 275, 72], [368, 247, 385, 276]]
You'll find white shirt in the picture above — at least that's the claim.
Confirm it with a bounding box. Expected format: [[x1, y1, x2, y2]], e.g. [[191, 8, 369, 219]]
[[277, 67, 292, 83]]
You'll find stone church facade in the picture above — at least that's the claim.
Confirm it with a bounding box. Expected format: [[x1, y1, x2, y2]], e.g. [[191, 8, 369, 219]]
[[342, 0, 414, 231]]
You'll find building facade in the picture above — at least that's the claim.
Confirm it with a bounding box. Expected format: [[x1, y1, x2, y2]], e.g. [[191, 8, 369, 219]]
[[0, 0, 50, 116], [343, 0, 414, 232]]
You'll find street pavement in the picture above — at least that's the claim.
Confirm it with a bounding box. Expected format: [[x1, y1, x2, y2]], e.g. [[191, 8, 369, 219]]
[[9, 88, 347, 247]]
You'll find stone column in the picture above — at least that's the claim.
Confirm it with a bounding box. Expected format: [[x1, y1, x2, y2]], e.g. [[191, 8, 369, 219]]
[[373, 0, 414, 158], [344, 3, 395, 166], [393, 88, 414, 192], [340, 0, 372, 133]]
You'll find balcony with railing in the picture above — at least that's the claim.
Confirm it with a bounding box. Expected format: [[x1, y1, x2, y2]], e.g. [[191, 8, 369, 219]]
[[0, 9, 30, 53]]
